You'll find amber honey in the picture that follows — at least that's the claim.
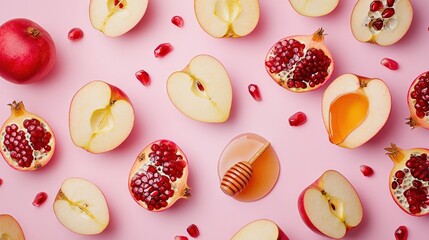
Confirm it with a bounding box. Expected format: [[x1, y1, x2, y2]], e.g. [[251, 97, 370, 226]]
[[328, 89, 369, 145], [218, 133, 280, 202]]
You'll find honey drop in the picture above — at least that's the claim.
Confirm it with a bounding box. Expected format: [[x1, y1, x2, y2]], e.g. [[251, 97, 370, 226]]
[[328, 90, 369, 144]]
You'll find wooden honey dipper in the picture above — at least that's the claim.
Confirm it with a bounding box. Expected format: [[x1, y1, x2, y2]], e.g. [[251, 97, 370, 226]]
[[220, 141, 271, 196]]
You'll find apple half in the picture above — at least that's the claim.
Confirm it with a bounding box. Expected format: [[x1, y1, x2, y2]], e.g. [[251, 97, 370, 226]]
[[90, 0, 149, 37], [322, 73, 391, 148], [69, 80, 134, 153], [351, 0, 413, 46], [167, 54, 233, 123], [53, 177, 109, 235], [289, 0, 339, 17], [194, 0, 260, 38], [232, 219, 289, 240], [298, 170, 363, 239], [0, 214, 25, 240]]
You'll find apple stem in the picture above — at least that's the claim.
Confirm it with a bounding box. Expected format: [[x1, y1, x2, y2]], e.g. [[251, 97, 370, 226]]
[[248, 142, 271, 165], [385, 143, 405, 164]]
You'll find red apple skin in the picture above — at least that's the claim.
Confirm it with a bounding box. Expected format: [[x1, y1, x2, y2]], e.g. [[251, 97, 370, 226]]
[[297, 181, 324, 236], [276, 226, 290, 240], [0, 18, 56, 84], [109, 83, 132, 103]]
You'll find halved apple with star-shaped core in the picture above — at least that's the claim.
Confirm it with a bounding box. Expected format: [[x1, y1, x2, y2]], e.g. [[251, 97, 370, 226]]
[[53, 177, 109, 235], [194, 0, 260, 38], [0, 214, 25, 240], [289, 0, 339, 17], [89, 0, 148, 37], [298, 170, 363, 239], [322, 73, 391, 148], [167, 54, 232, 123], [69, 80, 134, 153]]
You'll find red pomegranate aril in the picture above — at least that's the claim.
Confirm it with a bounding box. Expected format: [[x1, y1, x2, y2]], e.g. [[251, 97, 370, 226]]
[[382, 8, 395, 18], [187, 224, 200, 238], [175, 236, 188, 240], [32, 192, 48, 207], [0, 178, 2, 186], [370, 1, 384, 12], [68, 28, 84, 41], [395, 226, 408, 240], [372, 18, 384, 31], [171, 16, 184, 28], [360, 165, 374, 177], [289, 111, 307, 126], [154, 43, 173, 58], [114, 0, 124, 8], [196, 81, 204, 91], [248, 84, 262, 101], [135, 70, 151, 86], [381, 58, 399, 70], [387, 0, 395, 7]]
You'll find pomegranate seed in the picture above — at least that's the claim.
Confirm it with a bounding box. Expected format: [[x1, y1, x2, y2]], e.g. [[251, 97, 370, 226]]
[[175, 236, 188, 240], [68, 28, 84, 41], [395, 226, 408, 240], [154, 43, 173, 58], [382, 8, 395, 18], [387, 0, 395, 7], [289, 111, 307, 126], [381, 58, 399, 70], [370, 1, 384, 12], [32, 192, 48, 207], [187, 224, 200, 238], [135, 70, 151, 86], [171, 16, 184, 28], [0, 178, 3, 186], [360, 165, 374, 177], [248, 84, 262, 101], [372, 18, 384, 31], [196, 81, 204, 91]]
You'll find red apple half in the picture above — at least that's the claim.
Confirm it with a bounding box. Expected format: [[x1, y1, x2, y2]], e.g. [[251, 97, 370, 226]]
[[298, 170, 363, 239], [232, 219, 289, 240], [0, 214, 25, 240]]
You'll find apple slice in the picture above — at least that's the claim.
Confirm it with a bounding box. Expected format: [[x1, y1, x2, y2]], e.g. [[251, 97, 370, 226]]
[[167, 55, 232, 123], [298, 170, 363, 239], [232, 219, 289, 240], [351, 0, 413, 46], [322, 74, 391, 148], [69, 80, 134, 153], [289, 0, 339, 17], [89, 0, 149, 37], [194, 0, 260, 38], [0, 214, 25, 240], [53, 177, 109, 235]]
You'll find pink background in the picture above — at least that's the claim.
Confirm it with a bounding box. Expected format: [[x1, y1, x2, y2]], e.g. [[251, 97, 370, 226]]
[[1, 0, 429, 239]]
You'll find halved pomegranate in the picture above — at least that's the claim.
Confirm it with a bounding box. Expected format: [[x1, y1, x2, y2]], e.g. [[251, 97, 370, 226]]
[[386, 144, 429, 216], [265, 28, 334, 93], [406, 71, 429, 129], [0, 101, 55, 171], [128, 139, 190, 211]]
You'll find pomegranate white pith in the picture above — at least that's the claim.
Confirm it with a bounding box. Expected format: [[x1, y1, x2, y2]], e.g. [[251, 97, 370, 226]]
[[351, 0, 413, 46], [0, 101, 55, 171], [386, 144, 429, 216], [129, 139, 190, 211], [406, 71, 429, 129], [265, 28, 334, 93]]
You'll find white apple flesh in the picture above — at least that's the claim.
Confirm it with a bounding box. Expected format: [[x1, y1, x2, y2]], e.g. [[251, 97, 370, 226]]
[[298, 170, 363, 239], [90, 0, 148, 37], [167, 55, 232, 123], [194, 0, 260, 38], [0, 214, 25, 240], [289, 0, 339, 17], [53, 177, 109, 235], [69, 80, 134, 153], [232, 219, 289, 240]]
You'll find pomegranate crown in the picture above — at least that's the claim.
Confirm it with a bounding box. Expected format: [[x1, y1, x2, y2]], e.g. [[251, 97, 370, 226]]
[[312, 28, 326, 42], [385, 143, 404, 163]]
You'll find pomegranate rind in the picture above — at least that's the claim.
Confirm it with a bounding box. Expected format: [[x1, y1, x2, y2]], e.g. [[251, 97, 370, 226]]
[[265, 29, 334, 93], [386, 144, 429, 216], [406, 71, 429, 129], [0, 101, 55, 171], [128, 139, 190, 212]]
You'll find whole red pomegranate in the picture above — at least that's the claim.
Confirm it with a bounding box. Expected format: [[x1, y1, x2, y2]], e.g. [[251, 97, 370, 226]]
[[0, 101, 55, 170], [265, 28, 334, 93], [0, 18, 56, 84], [386, 144, 429, 216], [406, 71, 429, 129], [129, 139, 190, 211]]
